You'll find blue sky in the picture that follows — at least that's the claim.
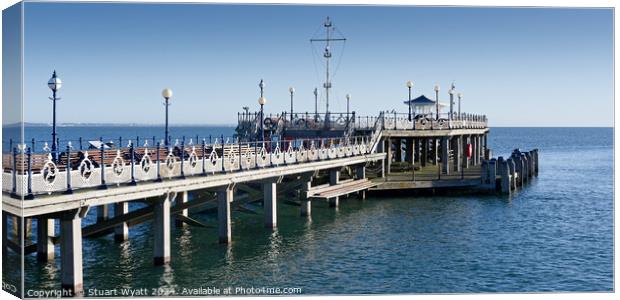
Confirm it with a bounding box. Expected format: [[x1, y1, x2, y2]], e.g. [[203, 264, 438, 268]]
[[14, 3, 614, 126]]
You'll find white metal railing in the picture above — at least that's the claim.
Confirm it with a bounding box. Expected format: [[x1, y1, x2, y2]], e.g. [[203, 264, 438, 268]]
[[3, 136, 374, 197]]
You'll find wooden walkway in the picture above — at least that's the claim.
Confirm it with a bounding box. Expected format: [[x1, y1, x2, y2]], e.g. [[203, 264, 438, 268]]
[[371, 163, 482, 190]]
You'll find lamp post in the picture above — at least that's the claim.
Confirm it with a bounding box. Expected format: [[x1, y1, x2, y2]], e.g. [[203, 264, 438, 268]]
[[458, 92, 463, 117], [48, 70, 62, 160], [289, 86, 295, 121], [313, 87, 318, 120], [161, 88, 173, 146], [258, 79, 267, 143], [346, 93, 351, 119], [406, 80, 413, 121], [434, 84, 440, 120], [449, 83, 455, 120]]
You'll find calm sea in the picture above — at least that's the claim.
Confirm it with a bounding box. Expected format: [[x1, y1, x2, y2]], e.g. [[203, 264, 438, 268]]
[[3, 126, 613, 295]]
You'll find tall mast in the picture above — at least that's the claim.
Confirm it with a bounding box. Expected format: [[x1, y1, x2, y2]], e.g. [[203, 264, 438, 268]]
[[311, 16, 346, 116]]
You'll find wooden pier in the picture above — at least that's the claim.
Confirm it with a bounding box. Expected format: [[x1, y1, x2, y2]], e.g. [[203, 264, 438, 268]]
[[2, 111, 539, 296]]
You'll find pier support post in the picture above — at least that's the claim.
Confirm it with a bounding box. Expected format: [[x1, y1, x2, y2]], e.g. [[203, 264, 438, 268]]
[[500, 159, 510, 194], [441, 137, 450, 175], [481, 160, 488, 184], [488, 159, 497, 190], [414, 139, 420, 164], [433, 138, 439, 165], [477, 135, 483, 165], [521, 154, 529, 184], [37, 217, 55, 261], [217, 186, 233, 244], [356, 164, 366, 200], [299, 174, 313, 217], [263, 179, 278, 229], [507, 158, 516, 190], [114, 202, 129, 242], [514, 154, 523, 187], [153, 194, 171, 265], [2, 212, 7, 256], [525, 152, 534, 178], [533, 149, 539, 175], [472, 135, 478, 165], [329, 168, 340, 207], [405, 139, 413, 163], [462, 135, 470, 169], [453, 137, 461, 172], [395, 138, 402, 162], [386, 139, 393, 174], [421, 138, 428, 167], [60, 209, 83, 296], [175, 191, 189, 228], [97, 204, 109, 223]]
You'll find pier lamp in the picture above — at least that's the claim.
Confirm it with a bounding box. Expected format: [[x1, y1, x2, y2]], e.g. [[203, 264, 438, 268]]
[[434, 84, 440, 120], [48, 70, 62, 160], [258, 79, 267, 142], [406, 80, 413, 121], [289, 87, 295, 121], [162, 88, 173, 146], [346, 93, 351, 119], [258, 95, 267, 143], [449, 86, 455, 120], [458, 92, 463, 117]]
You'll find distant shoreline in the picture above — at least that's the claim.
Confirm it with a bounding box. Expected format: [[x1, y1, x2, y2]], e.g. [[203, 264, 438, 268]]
[[4, 123, 237, 128]]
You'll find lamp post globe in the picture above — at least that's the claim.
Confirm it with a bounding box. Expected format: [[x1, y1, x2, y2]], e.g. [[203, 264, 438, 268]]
[[161, 88, 173, 146], [162, 88, 173, 99], [48, 70, 62, 160], [48, 71, 62, 91]]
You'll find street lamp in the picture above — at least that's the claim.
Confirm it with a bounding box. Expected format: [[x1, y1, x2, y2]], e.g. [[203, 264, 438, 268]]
[[434, 84, 440, 120], [458, 92, 463, 117], [406, 80, 413, 121], [289, 86, 295, 121], [346, 93, 351, 119], [258, 79, 267, 143], [449, 83, 455, 120], [162, 88, 173, 146], [48, 70, 62, 160]]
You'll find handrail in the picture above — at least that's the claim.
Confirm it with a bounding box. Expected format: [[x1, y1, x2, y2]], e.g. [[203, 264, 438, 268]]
[[2, 134, 376, 197]]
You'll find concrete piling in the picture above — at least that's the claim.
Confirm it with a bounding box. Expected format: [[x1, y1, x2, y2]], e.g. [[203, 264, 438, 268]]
[[217, 186, 233, 244], [356, 165, 366, 200], [329, 169, 340, 207], [263, 179, 278, 228], [175, 191, 189, 228], [97, 205, 109, 223], [153, 194, 171, 265], [299, 174, 313, 217], [114, 202, 129, 242], [37, 217, 55, 261], [60, 209, 83, 296], [441, 137, 450, 175]]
